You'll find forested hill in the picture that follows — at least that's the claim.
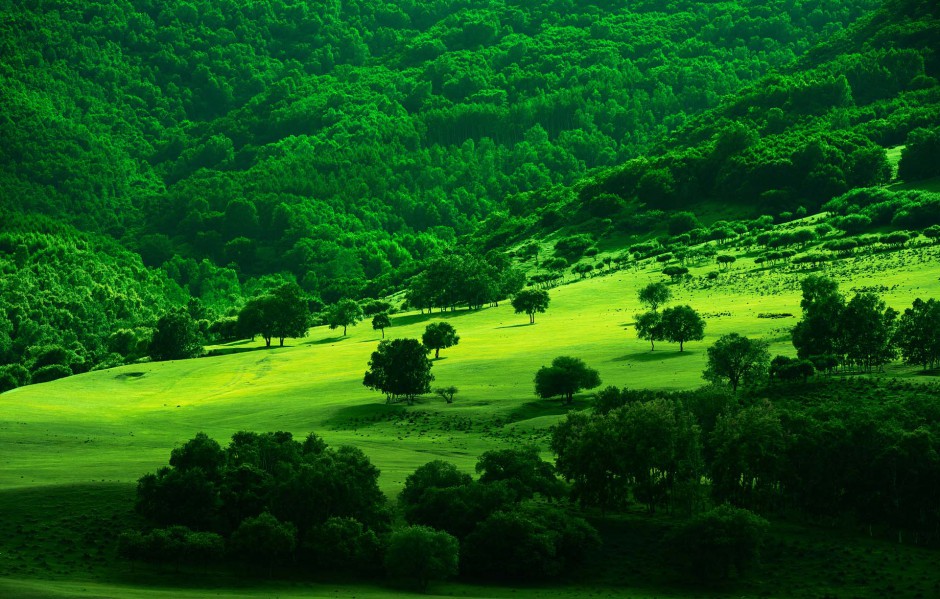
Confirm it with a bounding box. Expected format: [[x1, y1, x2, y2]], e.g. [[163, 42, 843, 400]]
[[482, 0, 940, 249], [1, 0, 881, 302]]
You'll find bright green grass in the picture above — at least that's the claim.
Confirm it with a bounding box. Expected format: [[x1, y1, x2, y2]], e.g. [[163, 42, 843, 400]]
[[2, 240, 939, 597]]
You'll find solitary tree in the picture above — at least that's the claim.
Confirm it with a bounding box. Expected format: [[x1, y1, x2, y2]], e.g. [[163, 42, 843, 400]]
[[372, 312, 391, 339], [635, 310, 664, 351], [660, 305, 706, 351], [512, 289, 550, 324], [638, 282, 671, 312], [327, 299, 364, 336], [363, 338, 433, 404], [422, 322, 460, 359], [534, 356, 601, 405], [703, 333, 770, 393], [150, 309, 202, 361]]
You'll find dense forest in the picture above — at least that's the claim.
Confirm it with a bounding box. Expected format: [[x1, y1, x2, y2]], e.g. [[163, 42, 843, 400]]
[[2, 0, 938, 384]]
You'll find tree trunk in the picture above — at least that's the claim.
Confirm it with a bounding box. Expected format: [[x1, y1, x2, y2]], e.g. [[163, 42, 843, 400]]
[[381, 328, 385, 339], [279, 338, 284, 346], [343, 325, 347, 336], [435, 347, 440, 359], [650, 338, 655, 351], [679, 340, 684, 352]]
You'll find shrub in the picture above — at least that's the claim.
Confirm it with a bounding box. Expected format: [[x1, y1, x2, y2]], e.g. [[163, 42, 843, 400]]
[[664, 504, 769, 582], [29, 363, 72, 384], [384, 525, 459, 591]]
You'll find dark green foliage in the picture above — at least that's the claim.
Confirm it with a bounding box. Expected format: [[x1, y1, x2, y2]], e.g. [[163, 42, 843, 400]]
[[511, 288, 550, 324], [552, 399, 704, 513], [228, 512, 297, 568], [710, 406, 786, 510], [400, 461, 472, 509], [384, 526, 458, 591], [769, 356, 816, 382], [792, 275, 845, 362], [307, 517, 383, 575], [363, 338, 434, 404], [29, 364, 73, 385], [703, 334, 770, 393], [475, 446, 565, 501], [553, 235, 595, 261], [893, 298, 940, 370], [132, 431, 389, 569], [422, 322, 459, 359], [118, 526, 224, 568], [534, 356, 601, 405], [462, 504, 599, 581], [660, 305, 706, 352], [899, 127, 940, 181], [149, 309, 203, 361], [665, 504, 769, 582]]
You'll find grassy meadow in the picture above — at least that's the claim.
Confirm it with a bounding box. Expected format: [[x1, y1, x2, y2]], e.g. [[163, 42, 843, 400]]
[[2, 238, 940, 597]]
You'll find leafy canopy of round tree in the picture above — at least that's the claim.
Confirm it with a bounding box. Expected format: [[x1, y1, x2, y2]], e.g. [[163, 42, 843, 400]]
[[511, 288, 550, 324], [660, 305, 706, 351], [422, 322, 459, 359], [384, 525, 459, 592], [638, 282, 671, 311], [149, 309, 203, 361], [534, 356, 601, 405], [371, 312, 391, 339], [703, 333, 770, 393], [327, 298, 364, 336], [363, 338, 433, 404]]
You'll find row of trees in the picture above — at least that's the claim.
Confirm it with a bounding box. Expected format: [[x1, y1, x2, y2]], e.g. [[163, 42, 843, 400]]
[[552, 376, 940, 542], [792, 275, 940, 372], [634, 283, 706, 352]]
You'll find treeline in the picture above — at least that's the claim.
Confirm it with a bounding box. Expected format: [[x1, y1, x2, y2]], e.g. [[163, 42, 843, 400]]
[[554, 378, 940, 544], [1, 0, 881, 302], [122, 432, 600, 587]]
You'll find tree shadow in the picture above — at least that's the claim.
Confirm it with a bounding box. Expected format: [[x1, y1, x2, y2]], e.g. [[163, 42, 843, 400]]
[[495, 323, 534, 330], [322, 402, 408, 429], [391, 309, 485, 328], [301, 336, 346, 346], [205, 345, 273, 357], [611, 350, 695, 363]]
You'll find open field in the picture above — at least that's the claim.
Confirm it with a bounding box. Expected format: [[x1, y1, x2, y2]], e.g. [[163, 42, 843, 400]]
[[2, 240, 940, 597]]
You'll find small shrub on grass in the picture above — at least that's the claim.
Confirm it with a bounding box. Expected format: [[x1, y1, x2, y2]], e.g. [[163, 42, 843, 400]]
[[664, 504, 769, 582]]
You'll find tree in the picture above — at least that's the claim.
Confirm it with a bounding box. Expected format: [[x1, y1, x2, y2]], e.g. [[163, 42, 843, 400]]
[[384, 525, 459, 591], [792, 275, 844, 362], [475, 446, 565, 500], [716, 255, 736, 269], [635, 310, 664, 351], [662, 265, 689, 281], [893, 298, 940, 370], [638, 282, 671, 311], [363, 338, 433, 404], [511, 289, 550, 324], [371, 312, 391, 339], [327, 299, 363, 336], [238, 283, 311, 347], [435, 386, 458, 403], [534, 356, 601, 405], [840, 292, 897, 372], [703, 333, 770, 393], [149, 309, 202, 361], [660, 305, 705, 351], [422, 322, 459, 359]]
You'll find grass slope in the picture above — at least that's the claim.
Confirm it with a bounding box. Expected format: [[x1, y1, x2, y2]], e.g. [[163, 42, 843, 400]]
[[2, 241, 939, 597]]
